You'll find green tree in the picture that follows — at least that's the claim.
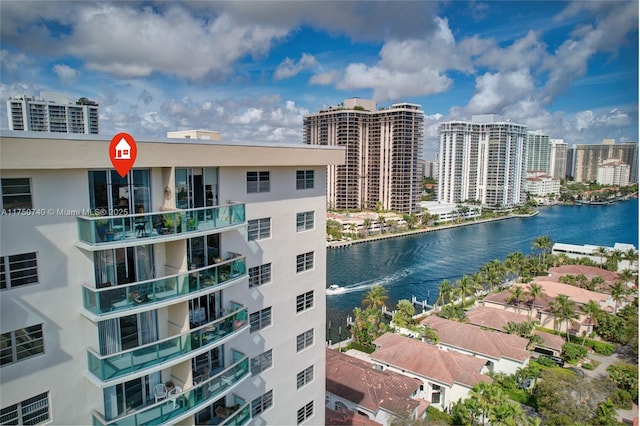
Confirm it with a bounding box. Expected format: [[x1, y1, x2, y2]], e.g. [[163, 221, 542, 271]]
[[436, 279, 455, 308], [610, 281, 627, 314], [507, 286, 527, 314], [326, 219, 343, 240], [581, 300, 601, 347], [377, 215, 386, 234], [550, 294, 579, 339], [362, 285, 388, 310], [593, 246, 609, 267], [561, 342, 587, 362], [532, 235, 553, 264], [456, 275, 475, 307], [526, 283, 543, 319], [363, 217, 372, 237], [607, 362, 639, 400], [392, 299, 416, 329]]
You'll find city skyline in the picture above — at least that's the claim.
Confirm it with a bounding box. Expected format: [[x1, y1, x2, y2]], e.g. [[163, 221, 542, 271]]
[[1, 1, 638, 159]]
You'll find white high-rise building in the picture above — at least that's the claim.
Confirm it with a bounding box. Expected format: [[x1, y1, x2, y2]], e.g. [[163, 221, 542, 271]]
[[597, 159, 631, 186], [549, 139, 568, 180], [7, 92, 99, 134], [526, 131, 550, 173], [304, 98, 424, 213], [0, 130, 343, 425], [437, 114, 527, 208]]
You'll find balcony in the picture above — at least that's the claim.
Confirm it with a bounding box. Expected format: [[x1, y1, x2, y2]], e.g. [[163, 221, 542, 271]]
[[77, 204, 245, 249], [87, 304, 248, 382], [82, 255, 246, 319], [92, 352, 250, 426]]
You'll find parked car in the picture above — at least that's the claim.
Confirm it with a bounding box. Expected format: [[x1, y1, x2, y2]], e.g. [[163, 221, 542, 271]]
[[538, 354, 565, 367]]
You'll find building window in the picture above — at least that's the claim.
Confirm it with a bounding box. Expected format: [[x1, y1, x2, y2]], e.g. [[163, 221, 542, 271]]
[[250, 349, 273, 376], [296, 211, 314, 232], [0, 391, 50, 425], [251, 390, 273, 417], [249, 263, 271, 288], [1, 178, 32, 210], [250, 307, 272, 333], [1, 324, 45, 367], [248, 218, 271, 241], [296, 329, 314, 352], [296, 252, 314, 273], [1, 252, 38, 290], [296, 291, 314, 313], [431, 384, 441, 404], [296, 170, 314, 190], [247, 171, 270, 193], [296, 365, 314, 389], [297, 401, 314, 424]]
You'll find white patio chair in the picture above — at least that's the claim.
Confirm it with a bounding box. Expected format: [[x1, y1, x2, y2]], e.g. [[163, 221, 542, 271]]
[[153, 383, 168, 403], [168, 386, 182, 409]]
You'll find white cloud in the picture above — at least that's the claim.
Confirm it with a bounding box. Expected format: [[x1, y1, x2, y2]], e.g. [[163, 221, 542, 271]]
[[274, 53, 317, 80], [52, 64, 78, 85], [465, 69, 535, 114], [310, 70, 339, 85]]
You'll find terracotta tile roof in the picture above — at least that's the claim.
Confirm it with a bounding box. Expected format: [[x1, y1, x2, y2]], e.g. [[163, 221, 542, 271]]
[[326, 349, 421, 415], [467, 306, 530, 331], [532, 330, 565, 352], [325, 407, 383, 426], [422, 316, 530, 362], [483, 289, 554, 312], [526, 279, 609, 305], [548, 265, 618, 291], [371, 333, 491, 388]]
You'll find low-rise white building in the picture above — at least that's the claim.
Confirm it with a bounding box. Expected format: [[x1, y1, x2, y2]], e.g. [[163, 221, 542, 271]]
[[597, 159, 630, 186], [370, 333, 491, 413], [420, 201, 481, 224], [524, 171, 560, 204]]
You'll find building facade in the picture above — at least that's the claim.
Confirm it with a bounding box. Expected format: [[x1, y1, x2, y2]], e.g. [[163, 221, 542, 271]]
[[525, 131, 550, 173], [572, 140, 638, 183], [7, 92, 99, 134], [0, 131, 343, 426], [597, 159, 631, 186], [303, 98, 424, 213], [437, 114, 527, 208], [549, 139, 568, 180]]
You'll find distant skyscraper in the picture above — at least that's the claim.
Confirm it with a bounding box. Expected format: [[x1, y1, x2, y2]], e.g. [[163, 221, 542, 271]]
[[549, 139, 568, 180], [526, 131, 550, 173], [572, 141, 638, 183], [7, 91, 99, 134], [303, 98, 424, 213], [438, 114, 527, 208]]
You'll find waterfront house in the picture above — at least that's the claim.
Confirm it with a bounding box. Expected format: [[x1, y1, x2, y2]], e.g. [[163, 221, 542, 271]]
[[421, 316, 530, 375], [548, 265, 618, 291], [466, 306, 530, 332], [370, 333, 491, 413], [483, 280, 611, 335], [325, 349, 427, 425]]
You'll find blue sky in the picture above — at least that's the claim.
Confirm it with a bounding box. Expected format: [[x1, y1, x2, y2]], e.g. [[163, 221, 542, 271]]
[[1, 1, 637, 159]]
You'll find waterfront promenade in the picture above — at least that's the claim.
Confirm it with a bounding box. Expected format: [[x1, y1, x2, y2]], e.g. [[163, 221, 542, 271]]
[[327, 211, 538, 249]]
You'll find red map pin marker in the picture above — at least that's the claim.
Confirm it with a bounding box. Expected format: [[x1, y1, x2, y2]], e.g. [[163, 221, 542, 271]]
[[109, 132, 137, 177]]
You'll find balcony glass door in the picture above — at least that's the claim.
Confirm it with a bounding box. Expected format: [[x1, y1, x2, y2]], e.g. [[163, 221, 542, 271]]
[[175, 167, 218, 209], [89, 169, 151, 214]]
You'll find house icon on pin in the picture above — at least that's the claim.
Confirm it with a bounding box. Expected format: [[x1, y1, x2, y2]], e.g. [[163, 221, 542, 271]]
[[114, 138, 131, 160]]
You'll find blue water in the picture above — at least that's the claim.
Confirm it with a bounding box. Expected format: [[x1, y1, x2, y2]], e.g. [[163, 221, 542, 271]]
[[326, 199, 638, 341]]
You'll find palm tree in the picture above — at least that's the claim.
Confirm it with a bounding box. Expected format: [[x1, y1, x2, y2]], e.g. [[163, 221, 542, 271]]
[[531, 235, 553, 265], [581, 300, 600, 347], [609, 281, 627, 314], [624, 248, 637, 269], [526, 283, 542, 319], [593, 246, 609, 267], [617, 268, 635, 286], [507, 286, 526, 314], [607, 249, 624, 271], [362, 285, 388, 310], [377, 215, 386, 234], [436, 279, 455, 308], [363, 217, 371, 238], [505, 251, 526, 279], [550, 294, 578, 339], [457, 275, 475, 307]]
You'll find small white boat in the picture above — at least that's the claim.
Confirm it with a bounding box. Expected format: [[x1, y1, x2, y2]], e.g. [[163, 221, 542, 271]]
[[326, 284, 346, 295]]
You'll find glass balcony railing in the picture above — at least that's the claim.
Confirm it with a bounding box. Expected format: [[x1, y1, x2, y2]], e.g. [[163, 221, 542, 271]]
[[220, 396, 251, 426], [82, 256, 246, 317], [87, 304, 248, 381], [78, 204, 245, 246], [92, 352, 249, 426]]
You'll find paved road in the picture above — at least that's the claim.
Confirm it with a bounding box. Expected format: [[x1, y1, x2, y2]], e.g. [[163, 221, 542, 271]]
[[584, 352, 638, 424]]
